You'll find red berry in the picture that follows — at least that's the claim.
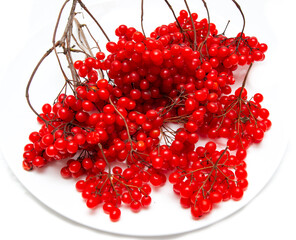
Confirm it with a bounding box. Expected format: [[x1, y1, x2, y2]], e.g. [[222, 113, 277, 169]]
[[110, 207, 121, 221]]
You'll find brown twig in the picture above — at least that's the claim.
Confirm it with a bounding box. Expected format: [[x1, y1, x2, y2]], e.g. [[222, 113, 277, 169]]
[[74, 19, 94, 57], [238, 63, 253, 99], [232, 0, 245, 36], [198, 0, 211, 55], [26, 0, 105, 121], [141, 0, 146, 37], [184, 0, 197, 51], [77, 0, 110, 42], [163, 0, 186, 40], [52, 0, 78, 84], [25, 43, 60, 127], [222, 20, 231, 35]]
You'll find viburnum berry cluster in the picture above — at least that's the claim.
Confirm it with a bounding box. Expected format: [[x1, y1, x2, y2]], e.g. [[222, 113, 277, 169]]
[[22, 0, 270, 222]]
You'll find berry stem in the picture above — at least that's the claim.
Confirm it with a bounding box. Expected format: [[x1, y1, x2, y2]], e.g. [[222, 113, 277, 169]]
[[184, 0, 197, 51], [195, 147, 229, 203], [141, 0, 146, 37], [231, 0, 245, 36], [25, 43, 60, 128], [163, 0, 186, 40], [52, 0, 78, 87], [74, 19, 94, 58], [98, 143, 111, 174], [77, 0, 110, 42], [222, 20, 231, 35], [198, 0, 211, 54], [109, 97, 133, 146], [238, 63, 253, 99]]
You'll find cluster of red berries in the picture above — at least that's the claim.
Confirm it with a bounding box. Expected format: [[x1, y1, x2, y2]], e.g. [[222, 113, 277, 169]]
[[22, 9, 270, 221]]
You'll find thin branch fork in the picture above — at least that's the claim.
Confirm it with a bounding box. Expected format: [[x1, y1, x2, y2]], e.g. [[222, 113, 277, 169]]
[[26, 0, 109, 122]]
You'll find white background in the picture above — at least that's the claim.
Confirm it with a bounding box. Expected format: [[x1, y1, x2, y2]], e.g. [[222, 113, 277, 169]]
[[0, 0, 295, 239]]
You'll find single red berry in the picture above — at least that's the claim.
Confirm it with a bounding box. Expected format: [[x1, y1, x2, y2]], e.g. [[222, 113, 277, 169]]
[[110, 207, 121, 221]]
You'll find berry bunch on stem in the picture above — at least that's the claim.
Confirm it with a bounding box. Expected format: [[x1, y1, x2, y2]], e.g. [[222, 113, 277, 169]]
[[22, 0, 270, 221]]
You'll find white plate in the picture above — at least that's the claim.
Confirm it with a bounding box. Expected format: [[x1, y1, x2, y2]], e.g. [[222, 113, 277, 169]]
[[0, 0, 288, 237]]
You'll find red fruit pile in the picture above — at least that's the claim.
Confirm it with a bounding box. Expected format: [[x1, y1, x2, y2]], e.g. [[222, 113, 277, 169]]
[[22, 8, 270, 221]]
